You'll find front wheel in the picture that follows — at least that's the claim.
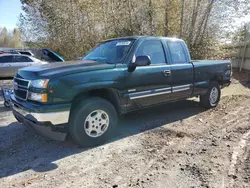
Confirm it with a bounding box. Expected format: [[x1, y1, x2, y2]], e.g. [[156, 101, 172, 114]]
[[200, 81, 221, 109], [69, 97, 118, 147]]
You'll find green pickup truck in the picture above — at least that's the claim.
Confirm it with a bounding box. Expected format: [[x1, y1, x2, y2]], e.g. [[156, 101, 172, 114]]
[[11, 36, 232, 147]]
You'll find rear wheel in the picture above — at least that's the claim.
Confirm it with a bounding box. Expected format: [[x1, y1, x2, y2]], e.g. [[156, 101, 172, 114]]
[[69, 97, 117, 147], [200, 81, 221, 108]]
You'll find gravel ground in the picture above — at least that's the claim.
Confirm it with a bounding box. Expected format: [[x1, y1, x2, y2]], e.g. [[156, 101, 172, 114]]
[[0, 71, 250, 188]]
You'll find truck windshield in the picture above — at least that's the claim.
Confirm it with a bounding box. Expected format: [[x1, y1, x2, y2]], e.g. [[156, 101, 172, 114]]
[[83, 39, 134, 64]]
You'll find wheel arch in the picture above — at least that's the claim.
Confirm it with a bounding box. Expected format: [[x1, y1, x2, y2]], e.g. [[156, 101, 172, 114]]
[[71, 88, 121, 115]]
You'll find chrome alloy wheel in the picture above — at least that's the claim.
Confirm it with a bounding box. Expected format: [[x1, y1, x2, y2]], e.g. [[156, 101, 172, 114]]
[[209, 87, 219, 105], [84, 110, 110, 138]]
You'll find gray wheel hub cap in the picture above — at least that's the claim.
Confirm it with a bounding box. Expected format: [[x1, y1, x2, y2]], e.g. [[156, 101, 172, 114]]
[[209, 87, 219, 105], [84, 110, 109, 138]]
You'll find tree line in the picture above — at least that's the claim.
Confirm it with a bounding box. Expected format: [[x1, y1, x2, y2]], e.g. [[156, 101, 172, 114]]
[[18, 0, 250, 60], [0, 27, 23, 48]]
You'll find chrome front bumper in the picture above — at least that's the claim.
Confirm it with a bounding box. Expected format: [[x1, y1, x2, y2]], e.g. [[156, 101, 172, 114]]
[[12, 109, 67, 141], [10, 93, 70, 141], [12, 104, 70, 125]]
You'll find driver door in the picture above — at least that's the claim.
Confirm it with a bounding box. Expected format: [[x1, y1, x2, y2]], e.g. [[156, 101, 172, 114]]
[[125, 39, 172, 109]]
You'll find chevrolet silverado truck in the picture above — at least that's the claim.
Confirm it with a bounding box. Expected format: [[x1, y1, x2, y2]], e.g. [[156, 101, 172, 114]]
[[10, 36, 232, 147]]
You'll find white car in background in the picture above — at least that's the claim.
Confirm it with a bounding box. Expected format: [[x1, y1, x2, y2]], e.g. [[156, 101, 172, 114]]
[[0, 54, 48, 78]]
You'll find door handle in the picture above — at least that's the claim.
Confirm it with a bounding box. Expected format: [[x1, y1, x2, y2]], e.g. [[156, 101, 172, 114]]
[[164, 70, 171, 76]]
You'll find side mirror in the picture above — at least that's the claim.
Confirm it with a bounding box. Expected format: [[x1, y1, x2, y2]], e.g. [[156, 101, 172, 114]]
[[128, 56, 151, 72], [135, 56, 151, 66]]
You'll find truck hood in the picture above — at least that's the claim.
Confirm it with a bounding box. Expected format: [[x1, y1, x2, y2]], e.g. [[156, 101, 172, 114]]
[[16, 60, 116, 79]]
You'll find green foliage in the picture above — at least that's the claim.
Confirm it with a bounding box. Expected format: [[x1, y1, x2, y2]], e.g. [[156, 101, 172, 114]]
[[18, 0, 250, 60]]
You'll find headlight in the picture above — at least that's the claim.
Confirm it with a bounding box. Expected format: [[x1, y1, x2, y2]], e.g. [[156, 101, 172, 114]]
[[30, 79, 49, 88], [29, 92, 48, 102]]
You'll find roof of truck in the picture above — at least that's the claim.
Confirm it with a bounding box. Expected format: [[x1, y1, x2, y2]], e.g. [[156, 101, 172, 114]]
[[102, 36, 184, 42]]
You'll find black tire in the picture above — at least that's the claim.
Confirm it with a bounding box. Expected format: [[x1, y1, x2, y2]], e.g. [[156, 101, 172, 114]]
[[200, 81, 221, 109], [68, 97, 118, 147]]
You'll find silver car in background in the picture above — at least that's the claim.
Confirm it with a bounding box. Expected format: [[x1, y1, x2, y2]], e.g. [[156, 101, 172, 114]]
[[0, 54, 47, 78]]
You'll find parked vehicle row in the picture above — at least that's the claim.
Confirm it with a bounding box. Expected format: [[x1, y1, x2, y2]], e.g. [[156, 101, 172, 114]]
[[10, 36, 232, 147], [0, 54, 47, 78], [0, 50, 34, 56], [0, 49, 65, 78]]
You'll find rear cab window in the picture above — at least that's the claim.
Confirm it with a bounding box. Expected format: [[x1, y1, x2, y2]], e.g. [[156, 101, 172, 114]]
[[167, 40, 188, 64]]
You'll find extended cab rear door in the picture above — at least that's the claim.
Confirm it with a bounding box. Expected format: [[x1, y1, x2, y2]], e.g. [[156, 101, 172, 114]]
[[164, 40, 194, 100]]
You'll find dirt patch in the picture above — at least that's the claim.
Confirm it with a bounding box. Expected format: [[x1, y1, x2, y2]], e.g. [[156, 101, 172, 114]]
[[232, 69, 250, 88], [243, 149, 250, 183]]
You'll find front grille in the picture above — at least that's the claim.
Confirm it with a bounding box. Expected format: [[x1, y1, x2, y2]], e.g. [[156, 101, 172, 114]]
[[13, 77, 30, 100], [14, 89, 27, 100], [14, 78, 29, 88]]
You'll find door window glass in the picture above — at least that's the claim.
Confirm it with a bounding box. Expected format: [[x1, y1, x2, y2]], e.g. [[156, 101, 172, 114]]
[[0, 56, 13, 63], [14, 56, 33, 63], [167, 41, 187, 64], [135, 40, 166, 65]]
